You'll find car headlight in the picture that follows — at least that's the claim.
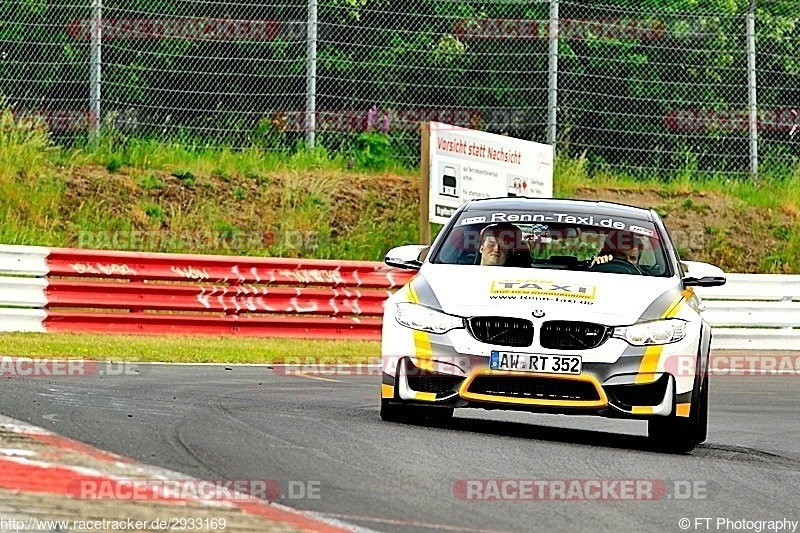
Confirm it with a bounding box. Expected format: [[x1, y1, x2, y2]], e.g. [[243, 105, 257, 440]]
[[395, 303, 465, 334], [612, 319, 687, 346]]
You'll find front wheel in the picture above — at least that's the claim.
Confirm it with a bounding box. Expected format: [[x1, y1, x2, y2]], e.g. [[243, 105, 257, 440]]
[[380, 399, 454, 424], [648, 372, 708, 453], [380, 398, 414, 422], [648, 417, 696, 453]]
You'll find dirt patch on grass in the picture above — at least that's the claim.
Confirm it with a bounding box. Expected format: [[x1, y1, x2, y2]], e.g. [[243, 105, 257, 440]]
[[45, 165, 794, 272], [571, 186, 790, 273], [57, 165, 418, 259]]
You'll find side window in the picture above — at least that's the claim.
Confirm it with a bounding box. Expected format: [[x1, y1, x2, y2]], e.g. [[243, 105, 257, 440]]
[[669, 240, 683, 276], [674, 246, 686, 277], [656, 225, 679, 278], [434, 226, 481, 265], [638, 237, 653, 267]]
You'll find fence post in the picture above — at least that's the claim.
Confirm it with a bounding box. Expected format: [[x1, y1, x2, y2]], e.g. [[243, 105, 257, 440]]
[[305, 0, 318, 149], [747, 0, 758, 179], [547, 0, 559, 147], [89, 0, 102, 146]]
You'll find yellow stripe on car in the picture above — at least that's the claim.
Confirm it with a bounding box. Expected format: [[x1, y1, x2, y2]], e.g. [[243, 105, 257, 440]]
[[412, 391, 437, 402], [636, 345, 664, 384], [635, 288, 693, 384], [406, 282, 419, 304], [406, 280, 434, 358], [413, 357, 437, 372]]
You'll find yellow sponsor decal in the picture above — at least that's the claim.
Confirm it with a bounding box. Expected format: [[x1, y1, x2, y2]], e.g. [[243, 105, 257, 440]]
[[490, 280, 597, 300]]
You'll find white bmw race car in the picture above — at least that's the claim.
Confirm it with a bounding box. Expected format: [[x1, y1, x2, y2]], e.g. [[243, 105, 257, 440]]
[[381, 198, 726, 452]]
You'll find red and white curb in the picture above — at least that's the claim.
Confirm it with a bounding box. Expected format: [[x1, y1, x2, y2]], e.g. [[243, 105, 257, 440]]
[[0, 414, 364, 532]]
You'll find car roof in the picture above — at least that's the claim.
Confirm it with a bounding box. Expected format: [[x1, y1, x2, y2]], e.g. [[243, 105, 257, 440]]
[[463, 197, 654, 222]]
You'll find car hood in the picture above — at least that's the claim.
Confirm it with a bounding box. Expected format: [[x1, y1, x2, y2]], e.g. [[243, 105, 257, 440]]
[[416, 264, 683, 325]]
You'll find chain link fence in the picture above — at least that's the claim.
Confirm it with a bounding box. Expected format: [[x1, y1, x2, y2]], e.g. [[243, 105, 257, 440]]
[[1, 0, 798, 176]]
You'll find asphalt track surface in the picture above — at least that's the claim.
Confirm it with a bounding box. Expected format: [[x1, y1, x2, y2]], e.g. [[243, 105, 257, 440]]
[[1, 357, 799, 533]]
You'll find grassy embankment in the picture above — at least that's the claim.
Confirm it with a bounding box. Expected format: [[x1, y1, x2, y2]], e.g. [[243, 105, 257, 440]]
[[1, 109, 799, 361]]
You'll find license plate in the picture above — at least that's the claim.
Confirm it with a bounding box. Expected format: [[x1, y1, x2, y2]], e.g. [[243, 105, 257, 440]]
[[490, 351, 582, 375]]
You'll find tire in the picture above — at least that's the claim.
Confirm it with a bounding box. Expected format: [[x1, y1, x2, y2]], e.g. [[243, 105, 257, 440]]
[[422, 406, 455, 424], [380, 398, 454, 424], [694, 372, 709, 444], [648, 417, 697, 453], [380, 398, 413, 422], [648, 352, 709, 453]]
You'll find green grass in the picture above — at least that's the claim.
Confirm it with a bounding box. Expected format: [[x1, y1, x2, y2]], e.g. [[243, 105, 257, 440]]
[[4, 110, 800, 362], [0, 108, 55, 180], [553, 152, 800, 273], [66, 130, 410, 177], [0, 117, 418, 261], [0, 332, 380, 363], [2, 106, 800, 270], [555, 151, 800, 203]]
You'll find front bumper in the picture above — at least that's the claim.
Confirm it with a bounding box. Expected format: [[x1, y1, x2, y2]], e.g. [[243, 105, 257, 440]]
[[382, 355, 683, 418]]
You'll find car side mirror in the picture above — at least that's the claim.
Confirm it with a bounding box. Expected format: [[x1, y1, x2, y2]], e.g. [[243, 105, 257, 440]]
[[681, 260, 724, 277], [682, 275, 727, 287], [385, 245, 429, 271], [680, 261, 726, 287]]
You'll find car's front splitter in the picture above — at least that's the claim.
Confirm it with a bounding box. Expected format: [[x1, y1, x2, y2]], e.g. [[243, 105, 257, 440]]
[[382, 355, 688, 418]]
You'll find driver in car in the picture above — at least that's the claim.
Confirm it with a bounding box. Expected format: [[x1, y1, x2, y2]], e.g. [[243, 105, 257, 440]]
[[478, 223, 529, 266], [590, 234, 643, 269]]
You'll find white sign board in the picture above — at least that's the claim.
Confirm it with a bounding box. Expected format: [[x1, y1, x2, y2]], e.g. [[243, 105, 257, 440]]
[[427, 121, 553, 225]]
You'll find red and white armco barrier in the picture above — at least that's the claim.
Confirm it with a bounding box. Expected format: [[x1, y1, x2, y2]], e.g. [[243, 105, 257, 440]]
[[1, 244, 799, 348], [0, 245, 414, 339]]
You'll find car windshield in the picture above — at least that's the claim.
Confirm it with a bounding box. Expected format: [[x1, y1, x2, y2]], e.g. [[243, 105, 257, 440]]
[[432, 209, 671, 277]]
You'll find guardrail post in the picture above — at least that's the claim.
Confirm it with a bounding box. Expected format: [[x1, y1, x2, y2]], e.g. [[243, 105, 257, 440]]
[[746, 0, 758, 179], [547, 0, 559, 147], [305, 0, 318, 149], [89, 0, 102, 146]]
